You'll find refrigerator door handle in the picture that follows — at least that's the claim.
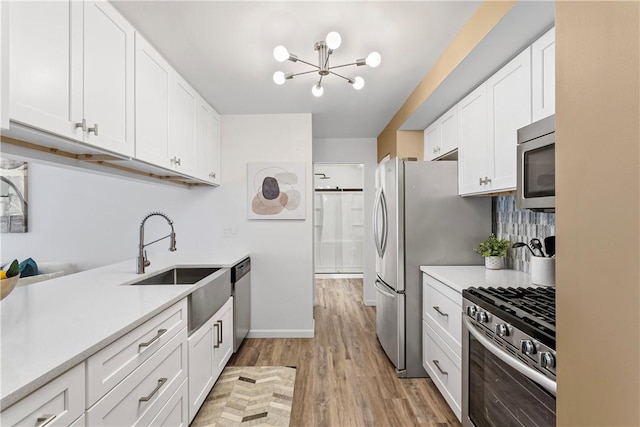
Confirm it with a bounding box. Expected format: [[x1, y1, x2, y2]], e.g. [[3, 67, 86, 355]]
[[373, 190, 383, 257], [374, 280, 396, 299], [380, 189, 388, 256]]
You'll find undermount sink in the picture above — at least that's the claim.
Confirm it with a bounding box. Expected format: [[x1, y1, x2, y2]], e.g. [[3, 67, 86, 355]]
[[130, 267, 220, 285]]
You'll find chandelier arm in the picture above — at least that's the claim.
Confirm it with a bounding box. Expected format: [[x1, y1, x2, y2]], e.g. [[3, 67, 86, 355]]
[[295, 58, 320, 69], [288, 69, 321, 78], [328, 70, 354, 82], [328, 62, 361, 70]]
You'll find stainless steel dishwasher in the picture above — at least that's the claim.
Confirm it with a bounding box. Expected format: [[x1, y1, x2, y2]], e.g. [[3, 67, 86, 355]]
[[231, 257, 251, 352]]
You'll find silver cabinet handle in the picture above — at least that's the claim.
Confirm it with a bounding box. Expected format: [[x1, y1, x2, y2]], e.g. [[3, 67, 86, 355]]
[[75, 119, 86, 131], [479, 177, 484, 185], [88, 123, 98, 136], [139, 378, 167, 402], [209, 172, 216, 179], [213, 322, 220, 348], [433, 360, 448, 376], [138, 329, 167, 350], [485, 176, 491, 184], [35, 414, 56, 427], [217, 320, 223, 344], [433, 306, 449, 317], [176, 157, 181, 166]]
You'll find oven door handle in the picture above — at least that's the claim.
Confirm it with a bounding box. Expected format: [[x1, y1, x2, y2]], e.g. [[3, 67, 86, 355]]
[[464, 317, 556, 396]]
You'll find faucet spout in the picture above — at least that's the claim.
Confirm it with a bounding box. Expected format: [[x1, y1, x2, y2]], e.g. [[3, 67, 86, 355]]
[[137, 212, 177, 274]]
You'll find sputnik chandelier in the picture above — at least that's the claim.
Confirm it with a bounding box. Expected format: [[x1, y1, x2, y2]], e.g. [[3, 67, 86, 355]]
[[272, 31, 381, 97]]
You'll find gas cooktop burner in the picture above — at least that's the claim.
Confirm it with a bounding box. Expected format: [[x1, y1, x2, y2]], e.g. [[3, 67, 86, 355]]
[[463, 286, 556, 348]]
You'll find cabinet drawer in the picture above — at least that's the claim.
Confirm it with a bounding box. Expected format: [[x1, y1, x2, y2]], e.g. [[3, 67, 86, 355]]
[[423, 274, 462, 356], [150, 378, 188, 427], [423, 322, 461, 421], [0, 363, 85, 427], [87, 327, 188, 427], [87, 298, 187, 406]]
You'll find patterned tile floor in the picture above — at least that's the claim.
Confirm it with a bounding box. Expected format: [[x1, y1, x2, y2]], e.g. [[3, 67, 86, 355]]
[[192, 366, 296, 427]]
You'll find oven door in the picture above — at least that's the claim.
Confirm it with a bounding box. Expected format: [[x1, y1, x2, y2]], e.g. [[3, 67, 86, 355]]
[[462, 317, 556, 427]]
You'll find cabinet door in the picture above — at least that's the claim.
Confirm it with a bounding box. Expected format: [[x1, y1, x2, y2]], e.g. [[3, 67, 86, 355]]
[[135, 34, 172, 168], [9, 0, 83, 140], [169, 76, 197, 176], [439, 105, 459, 156], [194, 98, 220, 184], [1, 1, 9, 130], [83, 1, 134, 157], [206, 111, 221, 185], [458, 83, 489, 195], [423, 122, 440, 161], [487, 48, 532, 191], [532, 27, 555, 121], [213, 298, 234, 378], [187, 317, 215, 423]]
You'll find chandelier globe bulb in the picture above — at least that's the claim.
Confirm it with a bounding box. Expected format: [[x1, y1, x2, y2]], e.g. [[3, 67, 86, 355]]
[[312, 83, 324, 97], [325, 31, 342, 50], [352, 76, 365, 90], [273, 45, 289, 62], [273, 71, 286, 85], [366, 52, 381, 68]]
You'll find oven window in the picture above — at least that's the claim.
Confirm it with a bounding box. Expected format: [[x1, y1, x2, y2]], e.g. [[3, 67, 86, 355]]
[[469, 336, 556, 427], [524, 144, 555, 198]]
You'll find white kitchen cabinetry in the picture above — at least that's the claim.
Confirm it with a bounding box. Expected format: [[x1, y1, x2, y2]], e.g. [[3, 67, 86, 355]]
[[9, 1, 134, 157], [188, 297, 233, 422], [0, 363, 85, 427], [135, 33, 172, 169], [422, 273, 463, 421], [86, 299, 187, 407], [532, 27, 555, 121], [169, 75, 198, 177], [424, 105, 459, 161], [194, 99, 221, 185], [1, 0, 9, 130], [150, 379, 189, 427], [458, 48, 532, 195]]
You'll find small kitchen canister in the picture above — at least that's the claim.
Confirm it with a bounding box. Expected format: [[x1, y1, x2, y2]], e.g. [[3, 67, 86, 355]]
[[530, 256, 555, 286]]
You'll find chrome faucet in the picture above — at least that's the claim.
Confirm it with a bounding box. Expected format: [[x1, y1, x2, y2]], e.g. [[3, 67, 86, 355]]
[[137, 212, 177, 274]]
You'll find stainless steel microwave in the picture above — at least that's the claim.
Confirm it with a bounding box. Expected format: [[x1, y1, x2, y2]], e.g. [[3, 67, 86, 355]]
[[517, 115, 555, 212]]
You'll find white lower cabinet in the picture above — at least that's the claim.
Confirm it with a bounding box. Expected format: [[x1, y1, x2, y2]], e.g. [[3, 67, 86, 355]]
[[0, 363, 85, 427], [188, 297, 234, 422], [87, 327, 188, 426], [150, 378, 189, 427], [422, 273, 463, 421], [69, 414, 86, 427]]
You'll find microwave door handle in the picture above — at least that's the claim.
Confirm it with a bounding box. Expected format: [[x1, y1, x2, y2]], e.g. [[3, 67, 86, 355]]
[[372, 191, 383, 257], [464, 317, 557, 396], [380, 190, 388, 256]]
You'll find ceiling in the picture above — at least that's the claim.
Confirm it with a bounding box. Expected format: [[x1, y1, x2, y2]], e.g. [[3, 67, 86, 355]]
[[111, 1, 483, 139]]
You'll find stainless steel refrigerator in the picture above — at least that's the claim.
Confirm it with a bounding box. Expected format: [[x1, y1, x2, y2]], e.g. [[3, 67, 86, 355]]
[[373, 158, 491, 377]]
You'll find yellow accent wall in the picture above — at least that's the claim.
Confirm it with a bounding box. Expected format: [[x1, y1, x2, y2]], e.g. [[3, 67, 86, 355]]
[[376, 1, 516, 162], [555, 2, 640, 425]]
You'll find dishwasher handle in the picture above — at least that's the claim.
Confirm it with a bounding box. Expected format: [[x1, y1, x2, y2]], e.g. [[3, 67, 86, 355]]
[[231, 257, 251, 282]]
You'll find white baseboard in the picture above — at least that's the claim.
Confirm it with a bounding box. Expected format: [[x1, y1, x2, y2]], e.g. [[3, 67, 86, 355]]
[[315, 273, 363, 279], [247, 329, 315, 338], [364, 299, 376, 307]]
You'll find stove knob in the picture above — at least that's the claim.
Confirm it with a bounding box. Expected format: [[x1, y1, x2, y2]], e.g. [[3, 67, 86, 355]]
[[541, 352, 555, 369], [520, 340, 537, 355], [466, 306, 477, 317], [475, 311, 489, 323], [495, 324, 509, 337]]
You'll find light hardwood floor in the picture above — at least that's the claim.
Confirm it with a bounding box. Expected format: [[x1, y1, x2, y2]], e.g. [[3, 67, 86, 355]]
[[228, 278, 460, 426]]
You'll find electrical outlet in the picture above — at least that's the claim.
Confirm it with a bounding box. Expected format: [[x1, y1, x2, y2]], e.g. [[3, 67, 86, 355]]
[[223, 226, 239, 238]]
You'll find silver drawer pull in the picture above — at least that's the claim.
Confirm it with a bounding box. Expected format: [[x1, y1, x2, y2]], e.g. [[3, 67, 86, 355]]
[[139, 378, 167, 402], [138, 329, 167, 350], [217, 320, 223, 344], [36, 414, 56, 427], [433, 306, 449, 317], [88, 123, 98, 136], [433, 360, 448, 376], [213, 322, 220, 348]]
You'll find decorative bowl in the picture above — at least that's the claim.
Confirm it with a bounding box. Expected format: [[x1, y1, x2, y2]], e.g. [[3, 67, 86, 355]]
[[1, 274, 20, 300]]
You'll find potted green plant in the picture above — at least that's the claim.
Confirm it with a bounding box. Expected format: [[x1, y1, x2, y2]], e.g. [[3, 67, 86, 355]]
[[474, 234, 511, 270]]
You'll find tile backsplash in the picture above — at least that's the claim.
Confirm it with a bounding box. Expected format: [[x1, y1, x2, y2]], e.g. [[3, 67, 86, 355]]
[[493, 195, 555, 272]]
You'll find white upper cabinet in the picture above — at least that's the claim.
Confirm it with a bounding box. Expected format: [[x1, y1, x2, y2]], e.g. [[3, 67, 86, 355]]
[[1, 1, 9, 130], [531, 27, 555, 121], [194, 98, 221, 185], [169, 76, 198, 177], [423, 105, 458, 161], [458, 83, 489, 195], [9, 1, 134, 157], [486, 47, 532, 191], [135, 34, 171, 169]]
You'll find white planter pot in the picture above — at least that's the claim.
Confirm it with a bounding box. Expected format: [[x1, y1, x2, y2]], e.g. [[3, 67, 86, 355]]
[[484, 256, 502, 270]]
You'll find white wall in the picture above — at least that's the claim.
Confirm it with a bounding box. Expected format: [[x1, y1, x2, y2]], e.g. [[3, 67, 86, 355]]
[[313, 138, 377, 306], [212, 114, 314, 337], [314, 164, 363, 189]]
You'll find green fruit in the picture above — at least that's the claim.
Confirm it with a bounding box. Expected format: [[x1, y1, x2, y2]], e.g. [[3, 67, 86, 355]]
[[6, 260, 19, 278]]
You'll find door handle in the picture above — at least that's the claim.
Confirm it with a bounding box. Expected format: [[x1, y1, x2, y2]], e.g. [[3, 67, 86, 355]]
[[217, 320, 223, 344], [214, 322, 220, 348], [374, 280, 396, 299], [88, 123, 98, 136], [380, 190, 388, 256], [372, 191, 383, 257]]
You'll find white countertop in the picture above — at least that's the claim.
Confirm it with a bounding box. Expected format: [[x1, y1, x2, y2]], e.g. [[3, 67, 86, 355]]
[[0, 250, 248, 409], [420, 265, 535, 294]]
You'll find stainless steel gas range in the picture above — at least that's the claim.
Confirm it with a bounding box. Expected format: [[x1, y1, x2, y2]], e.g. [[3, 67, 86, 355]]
[[462, 286, 556, 427]]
